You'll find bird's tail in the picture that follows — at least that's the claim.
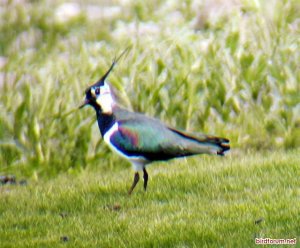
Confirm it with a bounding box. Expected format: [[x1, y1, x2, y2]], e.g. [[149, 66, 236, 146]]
[[198, 135, 230, 156], [169, 128, 230, 156]]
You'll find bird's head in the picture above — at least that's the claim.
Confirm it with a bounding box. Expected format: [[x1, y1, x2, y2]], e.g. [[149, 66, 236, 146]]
[[79, 48, 129, 114], [79, 61, 115, 114]]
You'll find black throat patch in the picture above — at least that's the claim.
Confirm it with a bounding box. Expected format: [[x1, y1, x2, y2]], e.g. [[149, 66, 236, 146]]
[[96, 110, 116, 137]]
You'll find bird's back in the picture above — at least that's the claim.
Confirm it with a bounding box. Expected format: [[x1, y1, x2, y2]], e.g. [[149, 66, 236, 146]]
[[109, 106, 229, 161]]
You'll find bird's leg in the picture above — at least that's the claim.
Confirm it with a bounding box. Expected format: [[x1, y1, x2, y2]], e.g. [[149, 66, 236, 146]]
[[143, 168, 148, 191], [128, 172, 140, 195]]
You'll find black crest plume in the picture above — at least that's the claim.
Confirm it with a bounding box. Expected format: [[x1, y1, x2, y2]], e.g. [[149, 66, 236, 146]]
[[91, 47, 130, 88]]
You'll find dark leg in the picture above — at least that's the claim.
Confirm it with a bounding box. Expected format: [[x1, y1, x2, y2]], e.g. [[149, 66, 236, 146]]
[[143, 168, 148, 191], [128, 172, 140, 195]]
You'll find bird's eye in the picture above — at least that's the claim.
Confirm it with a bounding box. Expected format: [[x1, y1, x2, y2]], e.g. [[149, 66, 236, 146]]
[[95, 88, 100, 95]]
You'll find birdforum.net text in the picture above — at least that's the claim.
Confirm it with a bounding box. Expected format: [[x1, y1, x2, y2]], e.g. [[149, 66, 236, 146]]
[[255, 238, 297, 245]]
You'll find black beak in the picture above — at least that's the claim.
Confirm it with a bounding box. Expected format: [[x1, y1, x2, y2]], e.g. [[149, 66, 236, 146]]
[[79, 98, 90, 109]]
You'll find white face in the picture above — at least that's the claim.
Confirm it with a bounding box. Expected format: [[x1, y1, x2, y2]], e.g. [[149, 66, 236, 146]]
[[91, 82, 114, 114]]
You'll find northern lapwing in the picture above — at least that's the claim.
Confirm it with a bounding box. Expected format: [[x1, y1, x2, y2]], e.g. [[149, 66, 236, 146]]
[[79, 54, 230, 195]]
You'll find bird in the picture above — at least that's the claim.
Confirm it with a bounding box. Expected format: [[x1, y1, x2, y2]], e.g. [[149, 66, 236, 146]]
[[79, 53, 230, 195]]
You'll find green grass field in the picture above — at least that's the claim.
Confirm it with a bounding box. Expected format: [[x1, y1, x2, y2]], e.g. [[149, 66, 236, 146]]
[[1, 150, 299, 247], [0, 0, 299, 247]]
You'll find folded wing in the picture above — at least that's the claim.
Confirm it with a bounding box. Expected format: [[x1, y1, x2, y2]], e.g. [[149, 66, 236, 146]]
[[109, 107, 230, 161]]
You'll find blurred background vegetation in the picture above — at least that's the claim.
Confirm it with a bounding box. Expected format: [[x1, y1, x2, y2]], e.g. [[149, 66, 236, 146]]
[[0, 0, 299, 178]]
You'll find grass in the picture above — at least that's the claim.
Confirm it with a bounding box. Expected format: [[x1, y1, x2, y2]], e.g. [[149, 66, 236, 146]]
[[0, 0, 299, 176], [1, 150, 299, 247], [0, 0, 299, 246]]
